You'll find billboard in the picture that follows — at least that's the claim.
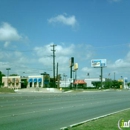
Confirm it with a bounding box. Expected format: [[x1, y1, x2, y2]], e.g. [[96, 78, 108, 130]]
[[91, 59, 107, 68]]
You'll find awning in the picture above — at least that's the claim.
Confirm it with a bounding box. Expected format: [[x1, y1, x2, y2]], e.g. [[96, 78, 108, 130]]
[[38, 78, 42, 83], [28, 78, 33, 83], [73, 80, 86, 84], [33, 78, 37, 83]]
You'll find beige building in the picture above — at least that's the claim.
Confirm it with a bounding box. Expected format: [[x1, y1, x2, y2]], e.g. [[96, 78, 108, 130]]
[[2, 76, 22, 89]]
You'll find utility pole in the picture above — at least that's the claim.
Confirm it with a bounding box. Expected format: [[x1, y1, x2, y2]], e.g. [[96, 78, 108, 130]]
[[101, 67, 103, 89], [51, 44, 57, 88], [56, 62, 58, 79], [56, 62, 59, 88], [6, 68, 11, 87]]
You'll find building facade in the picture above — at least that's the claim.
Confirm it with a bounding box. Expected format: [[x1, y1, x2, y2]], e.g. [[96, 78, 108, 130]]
[[84, 78, 106, 88], [2, 75, 44, 88], [2, 76, 22, 89], [27, 75, 43, 88]]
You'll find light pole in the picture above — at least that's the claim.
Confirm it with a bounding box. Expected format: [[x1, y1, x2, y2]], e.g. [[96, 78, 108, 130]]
[[6, 68, 11, 87], [114, 72, 115, 80], [87, 73, 90, 78], [63, 74, 67, 87], [73, 70, 75, 87]]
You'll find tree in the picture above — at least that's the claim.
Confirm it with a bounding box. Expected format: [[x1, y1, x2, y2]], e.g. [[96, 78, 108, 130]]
[[0, 71, 6, 87], [10, 74, 19, 76], [127, 82, 130, 86], [104, 78, 112, 89], [111, 80, 122, 89], [92, 81, 101, 88]]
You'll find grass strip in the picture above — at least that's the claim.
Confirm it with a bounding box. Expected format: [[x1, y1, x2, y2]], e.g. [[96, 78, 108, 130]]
[[68, 109, 130, 130], [0, 88, 15, 93]]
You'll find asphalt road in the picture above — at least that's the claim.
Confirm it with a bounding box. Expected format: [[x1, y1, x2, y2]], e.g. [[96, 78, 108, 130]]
[[0, 90, 130, 130]]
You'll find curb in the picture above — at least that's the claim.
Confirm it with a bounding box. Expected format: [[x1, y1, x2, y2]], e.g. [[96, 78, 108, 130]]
[[60, 107, 130, 130]]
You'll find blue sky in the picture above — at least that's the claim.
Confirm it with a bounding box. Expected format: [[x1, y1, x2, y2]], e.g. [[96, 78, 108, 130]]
[[0, 0, 130, 80]]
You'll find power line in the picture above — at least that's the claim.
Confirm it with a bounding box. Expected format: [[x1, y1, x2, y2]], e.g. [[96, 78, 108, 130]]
[[1, 43, 129, 52]]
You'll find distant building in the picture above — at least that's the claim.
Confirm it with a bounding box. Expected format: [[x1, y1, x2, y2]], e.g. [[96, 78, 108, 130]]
[[59, 78, 73, 87], [84, 78, 106, 88], [2, 76, 21, 88], [28, 75, 44, 88], [59, 79, 87, 88]]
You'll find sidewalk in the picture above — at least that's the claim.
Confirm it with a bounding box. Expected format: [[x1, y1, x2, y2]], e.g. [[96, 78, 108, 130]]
[[14, 88, 62, 93]]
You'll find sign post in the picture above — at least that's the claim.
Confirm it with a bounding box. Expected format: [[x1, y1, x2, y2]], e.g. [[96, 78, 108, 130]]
[[91, 59, 107, 89], [70, 57, 74, 89]]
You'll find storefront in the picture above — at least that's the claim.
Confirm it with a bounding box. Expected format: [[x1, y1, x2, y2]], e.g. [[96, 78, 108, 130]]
[[28, 75, 43, 88], [2, 76, 21, 89]]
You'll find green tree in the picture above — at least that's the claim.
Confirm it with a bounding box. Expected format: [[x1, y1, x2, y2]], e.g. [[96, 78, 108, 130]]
[[127, 82, 130, 86], [111, 80, 122, 89], [92, 81, 101, 89], [104, 79, 112, 89], [10, 74, 19, 76]]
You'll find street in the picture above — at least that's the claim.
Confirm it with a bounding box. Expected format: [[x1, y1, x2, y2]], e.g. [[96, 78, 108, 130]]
[[0, 90, 130, 130]]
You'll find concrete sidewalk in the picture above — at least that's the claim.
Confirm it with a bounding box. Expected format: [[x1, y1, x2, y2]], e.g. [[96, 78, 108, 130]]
[[14, 88, 62, 93]]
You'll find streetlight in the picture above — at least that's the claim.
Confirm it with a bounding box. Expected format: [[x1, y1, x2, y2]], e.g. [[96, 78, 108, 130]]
[[63, 74, 67, 87], [73, 70, 75, 87], [6, 68, 11, 87], [114, 72, 115, 80], [87, 73, 90, 78]]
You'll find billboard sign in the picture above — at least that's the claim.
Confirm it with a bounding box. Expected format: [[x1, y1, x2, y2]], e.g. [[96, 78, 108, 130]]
[[91, 59, 107, 68]]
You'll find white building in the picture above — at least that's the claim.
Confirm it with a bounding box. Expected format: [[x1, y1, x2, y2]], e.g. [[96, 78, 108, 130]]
[[59, 78, 73, 87], [84, 78, 106, 88], [28, 75, 44, 88]]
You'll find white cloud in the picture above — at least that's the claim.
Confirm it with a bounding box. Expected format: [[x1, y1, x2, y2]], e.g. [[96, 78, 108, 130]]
[[0, 22, 22, 42], [34, 43, 75, 67], [48, 14, 77, 27], [56, 44, 74, 55], [34, 43, 95, 78], [4, 41, 10, 47], [109, 48, 130, 69], [34, 43, 74, 57], [14, 51, 22, 58], [126, 51, 130, 62], [81, 67, 93, 72], [108, 59, 130, 70]]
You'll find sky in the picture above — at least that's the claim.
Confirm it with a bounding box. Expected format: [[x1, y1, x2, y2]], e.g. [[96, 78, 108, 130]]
[[0, 0, 130, 81]]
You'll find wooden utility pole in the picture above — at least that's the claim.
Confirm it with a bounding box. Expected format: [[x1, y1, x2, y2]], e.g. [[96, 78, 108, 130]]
[[51, 44, 57, 88]]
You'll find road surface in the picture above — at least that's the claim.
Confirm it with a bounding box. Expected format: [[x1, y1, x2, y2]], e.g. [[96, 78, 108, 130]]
[[0, 90, 130, 130]]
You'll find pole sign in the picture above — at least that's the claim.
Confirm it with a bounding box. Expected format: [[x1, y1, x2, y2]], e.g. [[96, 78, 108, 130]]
[[74, 63, 78, 70], [70, 57, 74, 67], [91, 59, 107, 68]]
